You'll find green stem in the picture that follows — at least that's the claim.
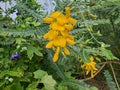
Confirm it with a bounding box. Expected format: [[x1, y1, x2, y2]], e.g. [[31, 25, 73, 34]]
[[89, 29, 101, 45]]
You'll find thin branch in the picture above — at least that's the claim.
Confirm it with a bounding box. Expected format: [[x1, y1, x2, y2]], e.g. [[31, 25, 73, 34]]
[[82, 63, 106, 81], [109, 63, 120, 90], [99, 61, 120, 65]]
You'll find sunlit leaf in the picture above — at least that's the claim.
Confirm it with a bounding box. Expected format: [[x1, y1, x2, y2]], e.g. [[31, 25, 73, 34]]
[[27, 46, 43, 60], [26, 82, 38, 90], [41, 75, 56, 90], [33, 69, 47, 79]]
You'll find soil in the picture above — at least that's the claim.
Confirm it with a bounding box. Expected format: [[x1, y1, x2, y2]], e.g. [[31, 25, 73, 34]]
[[86, 79, 110, 90]]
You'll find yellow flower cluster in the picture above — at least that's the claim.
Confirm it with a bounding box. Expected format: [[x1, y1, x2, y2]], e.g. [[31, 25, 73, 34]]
[[81, 56, 98, 78], [43, 7, 77, 62]]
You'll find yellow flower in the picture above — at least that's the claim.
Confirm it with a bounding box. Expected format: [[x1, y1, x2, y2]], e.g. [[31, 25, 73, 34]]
[[66, 38, 75, 45], [46, 41, 53, 48], [53, 47, 60, 62], [43, 30, 58, 40], [43, 18, 53, 23], [44, 7, 77, 27], [65, 24, 73, 31], [57, 14, 68, 25], [53, 36, 67, 47], [61, 31, 74, 40], [81, 56, 98, 78], [65, 7, 77, 26], [43, 11, 61, 23], [50, 11, 61, 18], [50, 22, 65, 31], [43, 7, 77, 62], [64, 47, 70, 55], [68, 17, 77, 26], [66, 7, 71, 18]]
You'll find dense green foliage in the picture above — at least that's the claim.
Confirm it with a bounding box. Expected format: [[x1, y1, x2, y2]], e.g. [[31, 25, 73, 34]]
[[0, 0, 120, 90]]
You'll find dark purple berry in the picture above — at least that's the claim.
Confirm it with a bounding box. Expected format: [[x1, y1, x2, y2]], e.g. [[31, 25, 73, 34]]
[[11, 52, 20, 60]]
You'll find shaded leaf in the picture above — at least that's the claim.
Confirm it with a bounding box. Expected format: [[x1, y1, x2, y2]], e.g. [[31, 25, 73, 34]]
[[80, 49, 90, 62], [4, 82, 24, 90]]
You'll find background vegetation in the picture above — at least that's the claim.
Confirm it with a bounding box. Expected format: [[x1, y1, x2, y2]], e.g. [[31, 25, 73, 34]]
[[0, 0, 120, 90]]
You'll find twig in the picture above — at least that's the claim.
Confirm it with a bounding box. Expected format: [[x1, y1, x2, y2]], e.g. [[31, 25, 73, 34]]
[[82, 63, 106, 81], [109, 63, 120, 90], [99, 61, 120, 65]]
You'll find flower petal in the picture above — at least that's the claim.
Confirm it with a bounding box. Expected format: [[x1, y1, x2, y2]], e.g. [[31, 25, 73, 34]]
[[68, 17, 77, 26], [86, 70, 90, 75], [46, 41, 54, 48], [57, 15, 67, 25], [65, 24, 73, 30], [66, 38, 75, 45], [50, 11, 61, 18], [66, 7, 71, 18], [90, 56, 94, 61], [43, 18, 53, 23], [53, 47, 60, 62], [64, 47, 70, 55]]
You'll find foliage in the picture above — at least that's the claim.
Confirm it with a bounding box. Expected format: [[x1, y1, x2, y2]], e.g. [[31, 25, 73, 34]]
[[104, 70, 117, 90], [92, 0, 120, 58], [0, 0, 119, 90]]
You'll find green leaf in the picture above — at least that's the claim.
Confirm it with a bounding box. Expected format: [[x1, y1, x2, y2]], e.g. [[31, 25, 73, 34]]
[[41, 75, 57, 90], [0, 71, 7, 79], [33, 69, 47, 79], [25, 17, 33, 22], [11, 82, 24, 90], [0, 82, 5, 87], [0, 70, 22, 79], [32, 21, 41, 27], [80, 49, 90, 62], [90, 86, 98, 90], [100, 48, 117, 60], [15, 38, 26, 44], [61, 81, 88, 90], [27, 46, 43, 60], [104, 70, 117, 90], [58, 85, 68, 90], [26, 82, 38, 90], [9, 71, 23, 77], [64, 72, 75, 80], [4, 82, 24, 90], [0, 48, 4, 52]]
